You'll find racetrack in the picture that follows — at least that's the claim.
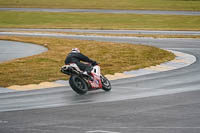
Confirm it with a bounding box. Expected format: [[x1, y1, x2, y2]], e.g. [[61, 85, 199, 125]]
[[0, 30, 200, 133], [0, 6, 200, 133], [1, 28, 200, 35], [0, 40, 47, 63], [1, 8, 200, 15]]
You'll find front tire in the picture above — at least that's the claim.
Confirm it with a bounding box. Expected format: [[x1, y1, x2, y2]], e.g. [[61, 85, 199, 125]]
[[101, 75, 111, 91], [69, 75, 88, 95]]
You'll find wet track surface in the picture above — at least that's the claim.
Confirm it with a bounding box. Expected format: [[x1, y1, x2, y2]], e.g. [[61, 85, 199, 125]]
[[1, 91, 200, 133], [0, 7, 200, 132], [1, 28, 200, 35], [0, 40, 47, 62], [1, 8, 200, 15], [0, 31, 200, 132]]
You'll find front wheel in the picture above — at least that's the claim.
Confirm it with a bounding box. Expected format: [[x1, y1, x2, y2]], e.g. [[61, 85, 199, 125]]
[[69, 75, 88, 95], [101, 75, 111, 91]]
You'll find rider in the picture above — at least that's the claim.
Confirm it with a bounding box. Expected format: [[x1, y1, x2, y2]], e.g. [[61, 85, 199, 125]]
[[65, 48, 97, 75]]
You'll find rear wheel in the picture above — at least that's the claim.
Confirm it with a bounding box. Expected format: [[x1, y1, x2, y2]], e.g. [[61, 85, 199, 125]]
[[69, 75, 88, 95], [101, 75, 111, 91]]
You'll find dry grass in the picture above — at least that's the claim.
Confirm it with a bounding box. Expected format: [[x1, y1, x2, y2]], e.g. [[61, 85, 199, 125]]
[[0, 36, 175, 87]]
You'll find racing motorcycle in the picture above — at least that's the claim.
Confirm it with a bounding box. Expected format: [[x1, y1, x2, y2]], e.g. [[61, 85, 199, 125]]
[[61, 63, 111, 95]]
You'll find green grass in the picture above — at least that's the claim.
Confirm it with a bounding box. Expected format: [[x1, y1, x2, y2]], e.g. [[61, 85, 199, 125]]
[[0, 11, 200, 30], [0, 0, 200, 11], [0, 36, 175, 87]]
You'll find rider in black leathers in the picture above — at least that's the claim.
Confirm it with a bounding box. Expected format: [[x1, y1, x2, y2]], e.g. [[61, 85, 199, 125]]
[[65, 48, 97, 74]]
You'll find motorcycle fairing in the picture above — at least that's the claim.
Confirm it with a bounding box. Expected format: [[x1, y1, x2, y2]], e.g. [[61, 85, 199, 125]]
[[88, 72, 102, 89]]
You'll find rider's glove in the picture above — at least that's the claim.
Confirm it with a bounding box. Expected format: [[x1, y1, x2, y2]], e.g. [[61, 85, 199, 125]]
[[92, 61, 98, 66]]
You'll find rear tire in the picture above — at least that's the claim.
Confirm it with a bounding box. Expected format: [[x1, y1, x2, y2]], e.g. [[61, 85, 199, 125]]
[[101, 75, 111, 91], [69, 75, 88, 95]]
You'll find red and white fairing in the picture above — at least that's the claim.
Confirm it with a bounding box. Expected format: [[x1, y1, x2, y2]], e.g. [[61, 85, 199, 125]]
[[89, 65, 103, 89]]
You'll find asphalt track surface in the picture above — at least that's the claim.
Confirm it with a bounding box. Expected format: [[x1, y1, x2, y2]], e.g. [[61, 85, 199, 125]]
[[1, 8, 200, 15], [0, 7, 200, 133], [1, 28, 200, 35], [0, 31, 200, 133], [0, 40, 47, 63]]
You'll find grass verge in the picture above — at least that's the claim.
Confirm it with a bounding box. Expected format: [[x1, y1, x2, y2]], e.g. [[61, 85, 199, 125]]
[[0, 36, 175, 87], [0, 0, 200, 11], [0, 11, 200, 30]]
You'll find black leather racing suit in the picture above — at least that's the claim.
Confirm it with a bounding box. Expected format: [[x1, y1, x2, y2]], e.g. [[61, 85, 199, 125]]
[[65, 52, 96, 73]]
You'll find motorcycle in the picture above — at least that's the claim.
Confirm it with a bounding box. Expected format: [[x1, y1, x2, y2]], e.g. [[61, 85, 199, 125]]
[[61, 63, 111, 95]]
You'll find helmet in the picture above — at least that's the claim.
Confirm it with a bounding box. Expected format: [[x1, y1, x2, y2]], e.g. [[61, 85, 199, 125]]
[[71, 48, 80, 53]]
